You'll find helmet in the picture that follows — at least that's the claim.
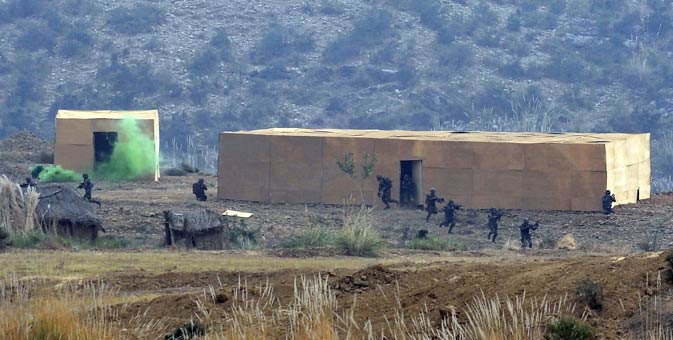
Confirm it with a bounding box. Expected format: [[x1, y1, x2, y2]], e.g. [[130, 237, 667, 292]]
[[198, 178, 204, 183], [25, 177, 31, 182], [605, 190, 611, 195], [448, 200, 454, 205], [82, 173, 89, 179], [430, 188, 436, 192], [376, 175, 382, 180]]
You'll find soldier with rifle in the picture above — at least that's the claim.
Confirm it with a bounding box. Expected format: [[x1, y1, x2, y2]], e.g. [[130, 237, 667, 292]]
[[77, 174, 101, 207], [192, 178, 208, 201], [520, 217, 540, 249], [439, 200, 462, 233], [376, 175, 398, 209], [425, 188, 444, 222], [602, 190, 616, 215], [487, 208, 503, 243]]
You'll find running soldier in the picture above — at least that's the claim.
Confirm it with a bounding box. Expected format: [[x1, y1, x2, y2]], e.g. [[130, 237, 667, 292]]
[[486, 208, 503, 242], [77, 174, 101, 207], [376, 175, 398, 209], [439, 200, 462, 233], [602, 190, 616, 215], [520, 217, 540, 248], [424, 188, 444, 222]]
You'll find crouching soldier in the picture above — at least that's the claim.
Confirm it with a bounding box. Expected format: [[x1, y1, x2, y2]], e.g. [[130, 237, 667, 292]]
[[439, 200, 462, 233], [20, 177, 37, 190], [487, 208, 502, 242], [77, 174, 101, 207], [193, 178, 208, 201], [520, 217, 540, 249], [424, 188, 444, 222], [602, 190, 616, 215]]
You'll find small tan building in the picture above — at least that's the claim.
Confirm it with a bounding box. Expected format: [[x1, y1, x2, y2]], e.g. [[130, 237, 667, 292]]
[[54, 110, 160, 181], [218, 129, 650, 211]]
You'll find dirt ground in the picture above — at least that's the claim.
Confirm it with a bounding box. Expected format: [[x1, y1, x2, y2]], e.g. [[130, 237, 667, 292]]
[[3, 131, 673, 338]]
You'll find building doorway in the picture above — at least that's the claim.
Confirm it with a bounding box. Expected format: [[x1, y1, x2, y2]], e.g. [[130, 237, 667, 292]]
[[93, 132, 117, 168], [400, 160, 422, 208]]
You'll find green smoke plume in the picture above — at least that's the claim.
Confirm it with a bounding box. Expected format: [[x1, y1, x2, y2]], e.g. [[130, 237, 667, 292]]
[[33, 165, 81, 183], [95, 117, 156, 180]]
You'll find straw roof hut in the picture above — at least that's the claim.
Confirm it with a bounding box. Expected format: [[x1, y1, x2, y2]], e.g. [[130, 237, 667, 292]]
[[164, 210, 227, 249], [36, 184, 103, 241]]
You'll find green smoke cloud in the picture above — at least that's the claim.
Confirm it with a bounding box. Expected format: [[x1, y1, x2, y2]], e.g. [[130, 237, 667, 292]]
[[34, 165, 81, 183], [95, 117, 156, 180]]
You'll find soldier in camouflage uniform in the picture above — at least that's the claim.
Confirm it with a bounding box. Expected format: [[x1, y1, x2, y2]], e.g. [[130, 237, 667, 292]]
[[424, 188, 444, 222], [487, 208, 503, 243], [439, 200, 462, 233], [520, 217, 540, 249], [77, 174, 101, 207]]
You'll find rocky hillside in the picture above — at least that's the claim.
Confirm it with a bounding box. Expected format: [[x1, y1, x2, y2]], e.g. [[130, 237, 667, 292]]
[[0, 0, 672, 187]]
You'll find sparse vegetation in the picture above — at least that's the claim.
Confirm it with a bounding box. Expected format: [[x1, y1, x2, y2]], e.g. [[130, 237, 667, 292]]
[[543, 317, 594, 340], [576, 278, 603, 311], [282, 226, 335, 248], [406, 236, 466, 251], [336, 207, 384, 257], [107, 4, 165, 34]]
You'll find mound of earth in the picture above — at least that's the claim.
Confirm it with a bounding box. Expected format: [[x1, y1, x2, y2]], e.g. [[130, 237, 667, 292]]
[[332, 264, 398, 293]]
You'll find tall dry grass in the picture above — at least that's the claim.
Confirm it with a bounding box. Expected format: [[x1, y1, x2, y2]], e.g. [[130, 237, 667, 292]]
[[0, 175, 38, 234], [0, 275, 162, 339], [639, 273, 673, 340]]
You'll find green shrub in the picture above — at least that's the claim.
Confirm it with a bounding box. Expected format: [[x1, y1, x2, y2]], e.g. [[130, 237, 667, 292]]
[[15, 23, 56, 53], [336, 208, 384, 257], [107, 4, 165, 34], [10, 232, 48, 249], [323, 9, 393, 63], [437, 42, 474, 71], [543, 317, 594, 340], [188, 48, 219, 76], [282, 227, 335, 248], [251, 23, 314, 65], [576, 278, 603, 310], [180, 162, 199, 173], [406, 236, 466, 251]]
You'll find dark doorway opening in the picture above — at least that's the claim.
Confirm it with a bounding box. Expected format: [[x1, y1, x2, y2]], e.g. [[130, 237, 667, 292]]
[[400, 160, 422, 208], [93, 132, 117, 168]]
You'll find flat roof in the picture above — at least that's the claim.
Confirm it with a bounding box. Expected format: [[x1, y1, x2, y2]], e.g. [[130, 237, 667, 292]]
[[221, 128, 648, 144], [56, 110, 158, 120]]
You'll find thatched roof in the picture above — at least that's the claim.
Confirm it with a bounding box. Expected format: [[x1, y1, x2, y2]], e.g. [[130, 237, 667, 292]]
[[165, 209, 225, 234], [35, 184, 101, 228]]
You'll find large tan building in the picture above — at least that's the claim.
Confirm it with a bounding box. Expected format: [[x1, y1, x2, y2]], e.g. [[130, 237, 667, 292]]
[[218, 129, 650, 211], [54, 110, 160, 181]]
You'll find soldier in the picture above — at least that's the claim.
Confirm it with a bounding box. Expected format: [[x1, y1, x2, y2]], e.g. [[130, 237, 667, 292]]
[[376, 175, 398, 209], [193, 178, 208, 201], [439, 200, 462, 233], [77, 174, 101, 207], [602, 190, 616, 215], [424, 188, 444, 222], [400, 174, 415, 206], [19, 177, 37, 190], [487, 208, 503, 243], [520, 217, 540, 249]]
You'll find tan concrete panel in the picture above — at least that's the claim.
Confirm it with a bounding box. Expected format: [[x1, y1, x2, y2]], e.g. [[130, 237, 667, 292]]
[[522, 196, 572, 211], [571, 171, 607, 197], [219, 133, 271, 162], [321, 137, 376, 205], [218, 160, 269, 202], [55, 119, 93, 145], [398, 139, 423, 160], [472, 194, 522, 209], [421, 141, 475, 169], [54, 144, 93, 172], [570, 197, 602, 211], [523, 144, 573, 172], [557, 143, 606, 171], [473, 170, 524, 196], [472, 142, 525, 170], [268, 135, 323, 203], [638, 160, 651, 198], [423, 167, 474, 196], [522, 170, 572, 194]]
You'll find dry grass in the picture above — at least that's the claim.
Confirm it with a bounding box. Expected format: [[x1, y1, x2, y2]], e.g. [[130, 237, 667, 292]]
[[0, 175, 38, 234], [0, 276, 149, 340], [0, 250, 409, 278]]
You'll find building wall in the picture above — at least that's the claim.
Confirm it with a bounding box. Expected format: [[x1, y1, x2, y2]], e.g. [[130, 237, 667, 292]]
[[218, 132, 650, 211], [54, 118, 155, 174]]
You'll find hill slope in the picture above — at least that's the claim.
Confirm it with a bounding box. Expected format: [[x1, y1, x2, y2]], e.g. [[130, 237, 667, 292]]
[[0, 0, 672, 185]]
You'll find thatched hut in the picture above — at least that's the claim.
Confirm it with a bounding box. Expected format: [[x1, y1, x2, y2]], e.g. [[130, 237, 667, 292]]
[[164, 210, 227, 249], [36, 185, 103, 241], [164, 209, 256, 250]]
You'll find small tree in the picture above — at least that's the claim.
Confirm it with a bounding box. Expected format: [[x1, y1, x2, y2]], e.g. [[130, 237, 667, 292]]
[[336, 152, 377, 204]]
